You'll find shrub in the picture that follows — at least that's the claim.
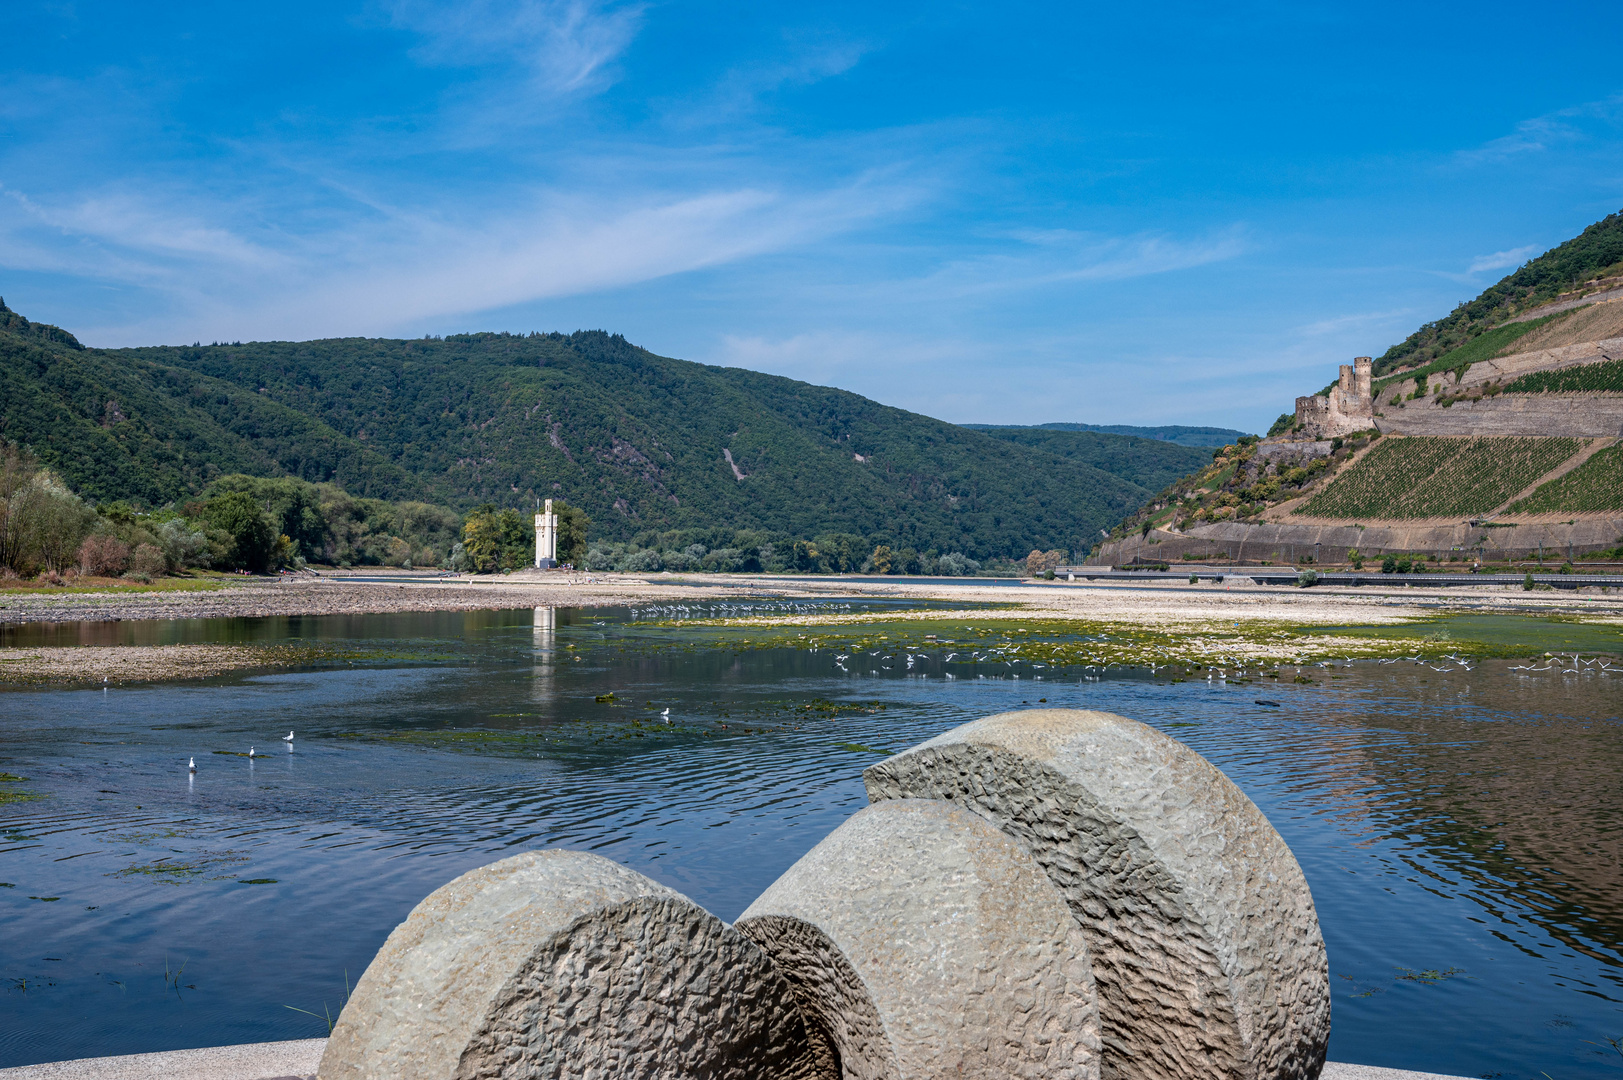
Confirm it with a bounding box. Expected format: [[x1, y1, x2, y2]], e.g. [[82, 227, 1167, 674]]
[[129, 543, 166, 577], [1381, 555, 1397, 573], [1296, 569, 1318, 587], [867, 545, 895, 575], [937, 551, 980, 576], [1524, 572, 1535, 591], [77, 534, 130, 576], [157, 519, 209, 570], [203, 491, 278, 572]]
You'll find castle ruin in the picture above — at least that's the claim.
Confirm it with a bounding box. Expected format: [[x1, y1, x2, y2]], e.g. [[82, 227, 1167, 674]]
[[1293, 356, 1373, 439]]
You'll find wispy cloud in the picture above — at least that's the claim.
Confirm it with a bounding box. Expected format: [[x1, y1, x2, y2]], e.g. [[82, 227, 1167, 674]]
[[1294, 308, 1418, 337], [0, 168, 921, 343], [904, 225, 1251, 299], [1466, 244, 1539, 274], [384, 0, 645, 94], [1455, 93, 1623, 165]]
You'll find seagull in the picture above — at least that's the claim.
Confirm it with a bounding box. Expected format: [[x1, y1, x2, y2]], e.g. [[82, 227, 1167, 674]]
[[248, 746, 256, 759], [188, 757, 196, 773], [661, 708, 671, 723], [283, 730, 295, 743]]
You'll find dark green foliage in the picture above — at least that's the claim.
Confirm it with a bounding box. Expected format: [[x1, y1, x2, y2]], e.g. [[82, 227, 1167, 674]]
[[965, 427, 1212, 494], [0, 298, 83, 351], [963, 422, 1250, 448], [1375, 210, 1623, 376], [1, 308, 1166, 559], [201, 474, 461, 566], [1267, 413, 1295, 437], [202, 491, 277, 572], [461, 505, 531, 572], [1504, 357, 1623, 394]]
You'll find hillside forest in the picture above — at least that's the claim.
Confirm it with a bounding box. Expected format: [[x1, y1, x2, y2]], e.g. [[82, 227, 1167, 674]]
[[0, 297, 1216, 576]]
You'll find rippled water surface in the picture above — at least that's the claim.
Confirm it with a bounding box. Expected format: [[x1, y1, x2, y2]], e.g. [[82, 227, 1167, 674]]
[[2, 603, 1622, 1077]]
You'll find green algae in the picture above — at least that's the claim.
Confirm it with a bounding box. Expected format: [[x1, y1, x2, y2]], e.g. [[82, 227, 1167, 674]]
[[618, 610, 1623, 670], [1305, 614, 1623, 656]]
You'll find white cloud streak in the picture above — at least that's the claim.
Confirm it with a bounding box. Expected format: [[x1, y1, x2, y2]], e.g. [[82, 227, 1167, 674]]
[[385, 0, 645, 94], [1466, 244, 1539, 275]]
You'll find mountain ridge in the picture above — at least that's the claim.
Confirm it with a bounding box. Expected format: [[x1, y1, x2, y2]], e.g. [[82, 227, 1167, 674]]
[[0, 306, 1199, 560]]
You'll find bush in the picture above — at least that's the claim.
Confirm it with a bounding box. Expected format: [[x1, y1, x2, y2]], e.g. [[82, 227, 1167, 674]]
[[129, 543, 166, 577], [866, 545, 895, 574], [203, 491, 278, 572], [77, 534, 130, 577], [1267, 413, 1295, 437], [1296, 569, 1318, 587], [936, 551, 980, 576], [1524, 572, 1535, 591], [157, 519, 210, 570], [1381, 555, 1397, 574]]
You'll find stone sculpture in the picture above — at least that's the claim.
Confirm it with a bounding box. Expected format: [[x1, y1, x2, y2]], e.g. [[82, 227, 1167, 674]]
[[736, 798, 1100, 1080], [322, 709, 1329, 1080], [319, 850, 826, 1080], [864, 709, 1330, 1080]]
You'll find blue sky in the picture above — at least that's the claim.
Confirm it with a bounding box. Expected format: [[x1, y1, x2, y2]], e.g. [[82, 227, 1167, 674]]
[[4, 2, 1623, 432]]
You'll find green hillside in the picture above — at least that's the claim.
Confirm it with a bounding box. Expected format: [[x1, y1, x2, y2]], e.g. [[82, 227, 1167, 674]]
[[0, 299, 1185, 560], [966, 422, 1248, 448], [967, 427, 1213, 493], [1376, 209, 1623, 376]]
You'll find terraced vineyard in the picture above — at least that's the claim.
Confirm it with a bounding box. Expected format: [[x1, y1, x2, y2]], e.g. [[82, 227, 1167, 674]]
[[1295, 436, 1585, 519], [1504, 356, 1623, 394], [1508, 442, 1623, 513]]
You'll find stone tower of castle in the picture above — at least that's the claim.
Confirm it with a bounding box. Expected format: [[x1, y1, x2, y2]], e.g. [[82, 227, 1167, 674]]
[[1292, 356, 1375, 439]]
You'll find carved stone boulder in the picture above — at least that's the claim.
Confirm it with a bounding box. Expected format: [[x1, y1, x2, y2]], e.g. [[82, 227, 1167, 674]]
[[863, 709, 1330, 1080], [735, 798, 1100, 1080], [319, 849, 827, 1080]]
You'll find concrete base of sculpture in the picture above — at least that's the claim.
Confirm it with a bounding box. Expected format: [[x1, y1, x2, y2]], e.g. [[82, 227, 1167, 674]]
[[737, 799, 1099, 1080], [319, 850, 825, 1080], [864, 709, 1330, 1080]]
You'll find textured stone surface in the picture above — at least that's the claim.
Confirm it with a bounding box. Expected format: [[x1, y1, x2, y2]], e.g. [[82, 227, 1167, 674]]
[[319, 850, 825, 1080], [864, 709, 1329, 1080], [736, 799, 1099, 1080]]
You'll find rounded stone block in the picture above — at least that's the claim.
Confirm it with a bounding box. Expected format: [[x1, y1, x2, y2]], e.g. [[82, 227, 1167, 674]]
[[319, 849, 827, 1080], [862, 709, 1329, 1080], [735, 798, 1100, 1080]]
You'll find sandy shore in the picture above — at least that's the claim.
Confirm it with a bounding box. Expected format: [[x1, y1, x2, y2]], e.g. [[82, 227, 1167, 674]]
[[3, 568, 1618, 627], [2, 569, 1619, 683], [0, 643, 336, 686]]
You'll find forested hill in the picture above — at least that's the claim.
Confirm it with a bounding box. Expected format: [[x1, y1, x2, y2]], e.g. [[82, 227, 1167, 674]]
[[965, 422, 1249, 448], [0, 300, 1200, 559], [964, 427, 1214, 493]]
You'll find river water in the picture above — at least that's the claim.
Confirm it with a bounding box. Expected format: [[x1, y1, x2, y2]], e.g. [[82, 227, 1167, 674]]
[[1, 603, 1621, 1077]]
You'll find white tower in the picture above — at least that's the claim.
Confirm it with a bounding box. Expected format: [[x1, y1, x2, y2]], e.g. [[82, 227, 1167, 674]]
[[535, 499, 559, 568]]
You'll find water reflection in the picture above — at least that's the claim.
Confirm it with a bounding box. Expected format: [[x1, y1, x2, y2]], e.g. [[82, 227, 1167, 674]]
[[0, 604, 1619, 1078]]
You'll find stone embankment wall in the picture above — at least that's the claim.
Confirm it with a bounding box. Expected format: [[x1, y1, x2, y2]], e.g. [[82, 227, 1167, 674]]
[[1373, 335, 1623, 437], [1092, 517, 1623, 566], [1378, 394, 1623, 437]]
